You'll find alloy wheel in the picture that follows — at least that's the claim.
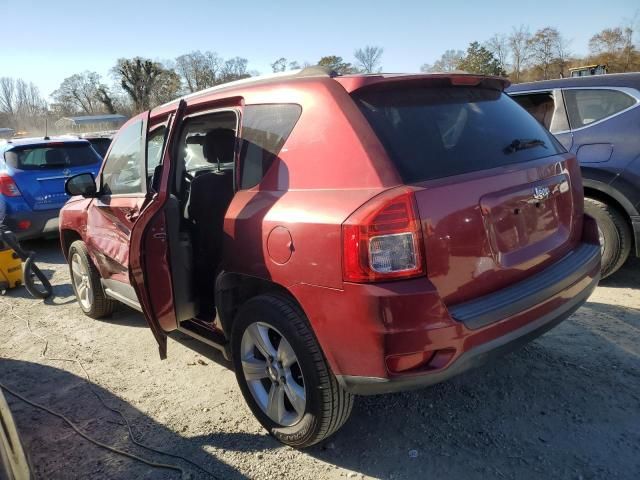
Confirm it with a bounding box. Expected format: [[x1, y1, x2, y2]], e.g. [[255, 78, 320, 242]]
[[71, 253, 93, 310], [240, 322, 306, 426]]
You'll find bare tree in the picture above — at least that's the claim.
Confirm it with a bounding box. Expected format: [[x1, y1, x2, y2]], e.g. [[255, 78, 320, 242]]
[[15, 80, 46, 117], [508, 25, 532, 82], [528, 27, 567, 80], [589, 26, 638, 72], [51, 71, 110, 115], [219, 57, 251, 84], [354, 46, 384, 73], [421, 49, 464, 72], [175, 50, 222, 92], [485, 34, 510, 72], [271, 57, 288, 73], [0, 77, 16, 114]]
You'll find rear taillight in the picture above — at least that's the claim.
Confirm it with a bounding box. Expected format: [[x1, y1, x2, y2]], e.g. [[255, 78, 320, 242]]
[[342, 188, 425, 282], [0, 174, 21, 197]]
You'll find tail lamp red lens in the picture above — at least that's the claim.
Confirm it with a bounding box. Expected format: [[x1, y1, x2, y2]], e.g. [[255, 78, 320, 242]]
[[342, 188, 426, 282], [17, 220, 31, 231], [0, 174, 21, 197]]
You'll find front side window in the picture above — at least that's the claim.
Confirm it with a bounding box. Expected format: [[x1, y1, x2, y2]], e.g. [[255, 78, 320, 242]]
[[239, 104, 302, 189], [101, 120, 144, 195], [564, 89, 637, 129]]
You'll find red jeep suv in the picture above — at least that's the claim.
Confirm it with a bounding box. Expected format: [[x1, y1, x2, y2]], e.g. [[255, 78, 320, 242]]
[[60, 68, 601, 448]]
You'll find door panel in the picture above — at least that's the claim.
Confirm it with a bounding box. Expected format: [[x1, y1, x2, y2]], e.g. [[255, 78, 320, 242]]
[[129, 100, 186, 359], [86, 195, 145, 283]]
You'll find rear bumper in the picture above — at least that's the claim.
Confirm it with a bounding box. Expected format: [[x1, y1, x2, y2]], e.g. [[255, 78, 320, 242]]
[[337, 271, 598, 395], [293, 218, 601, 396], [1, 209, 59, 240]]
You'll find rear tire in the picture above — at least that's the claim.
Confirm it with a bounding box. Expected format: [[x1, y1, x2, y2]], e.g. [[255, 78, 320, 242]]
[[68, 241, 114, 318], [584, 197, 632, 279], [231, 294, 353, 448]]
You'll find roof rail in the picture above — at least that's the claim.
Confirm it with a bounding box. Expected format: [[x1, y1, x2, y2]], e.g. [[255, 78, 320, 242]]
[[297, 65, 339, 78]]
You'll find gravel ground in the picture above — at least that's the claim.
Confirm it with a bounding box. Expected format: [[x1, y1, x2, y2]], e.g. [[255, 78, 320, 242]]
[[0, 238, 639, 480]]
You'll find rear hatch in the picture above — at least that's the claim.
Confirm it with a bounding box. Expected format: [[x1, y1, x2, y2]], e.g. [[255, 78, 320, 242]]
[[4, 142, 102, 211], [354, 81, 583, 305]]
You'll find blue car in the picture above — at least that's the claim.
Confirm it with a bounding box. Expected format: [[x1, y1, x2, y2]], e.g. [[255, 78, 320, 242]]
[[508, 73, 640, 278], [0, 137, 102, 240]]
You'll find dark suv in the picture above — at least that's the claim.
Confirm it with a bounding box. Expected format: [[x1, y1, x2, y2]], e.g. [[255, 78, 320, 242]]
[[60, 69, 600, 447], [508, 73, 640, 277]]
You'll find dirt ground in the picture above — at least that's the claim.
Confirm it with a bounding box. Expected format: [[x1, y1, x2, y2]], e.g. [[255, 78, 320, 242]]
[[0, 238, 638, 480]]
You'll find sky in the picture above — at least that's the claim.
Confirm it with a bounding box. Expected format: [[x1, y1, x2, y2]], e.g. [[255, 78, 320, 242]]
[[1, 0, 638, 100]]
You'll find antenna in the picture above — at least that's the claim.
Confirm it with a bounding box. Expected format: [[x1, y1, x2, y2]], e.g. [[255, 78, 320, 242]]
[[44, 118, 49, 140]]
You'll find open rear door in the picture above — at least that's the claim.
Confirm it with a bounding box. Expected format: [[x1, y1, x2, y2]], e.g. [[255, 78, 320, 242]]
[[129, 100, 186, 359]]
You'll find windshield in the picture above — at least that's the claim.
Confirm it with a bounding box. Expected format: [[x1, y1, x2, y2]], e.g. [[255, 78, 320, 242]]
[[354, 86, 563, 183], [4, 143, 101, 171]]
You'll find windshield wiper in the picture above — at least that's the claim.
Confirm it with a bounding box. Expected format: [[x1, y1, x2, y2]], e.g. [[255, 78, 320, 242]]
[[504, 138, 547, 154]]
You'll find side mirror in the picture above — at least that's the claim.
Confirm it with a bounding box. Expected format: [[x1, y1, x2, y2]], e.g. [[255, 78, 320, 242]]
[[65, 173, 98, 197]]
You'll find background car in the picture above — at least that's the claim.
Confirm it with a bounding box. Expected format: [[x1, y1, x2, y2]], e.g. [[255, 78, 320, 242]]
[[0, 137, 102, 239], [80, 132, 115, 158], [508, 73, 640, 278]]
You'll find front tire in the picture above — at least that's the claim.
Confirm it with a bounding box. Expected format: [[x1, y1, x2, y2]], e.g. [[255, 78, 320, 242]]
[[584, 198, 632, 279], [68, 241, 114, 318], [231, 294, 353, 448]]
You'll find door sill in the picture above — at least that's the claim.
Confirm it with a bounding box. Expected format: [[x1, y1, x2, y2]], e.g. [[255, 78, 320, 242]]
[[178, 319, 229, 359]]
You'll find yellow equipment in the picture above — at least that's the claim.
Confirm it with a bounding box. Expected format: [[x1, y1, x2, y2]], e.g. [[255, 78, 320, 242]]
[[0, 245, 22, 293]]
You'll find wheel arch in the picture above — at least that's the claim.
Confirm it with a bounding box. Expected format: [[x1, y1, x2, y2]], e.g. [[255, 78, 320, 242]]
[[215, 272, 303, 339], [583, 181, 638, 258], [60, 229, 83, 261]]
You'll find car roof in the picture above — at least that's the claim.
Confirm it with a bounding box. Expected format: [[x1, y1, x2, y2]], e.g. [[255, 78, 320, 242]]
[[0, 137, 90, 151], [507, 72, 640, 93], [153, 67, 510, 115]]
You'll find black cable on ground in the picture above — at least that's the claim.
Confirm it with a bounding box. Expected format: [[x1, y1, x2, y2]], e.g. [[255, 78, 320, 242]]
[[1, 298, 220, 479]]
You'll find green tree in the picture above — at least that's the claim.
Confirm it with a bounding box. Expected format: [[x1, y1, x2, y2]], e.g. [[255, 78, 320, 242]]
[[317, 55, 354, 74], [457, 42, 506, 76]]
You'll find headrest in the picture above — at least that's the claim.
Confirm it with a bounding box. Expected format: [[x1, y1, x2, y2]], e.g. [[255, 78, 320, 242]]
[[203, 128, 236, 164]]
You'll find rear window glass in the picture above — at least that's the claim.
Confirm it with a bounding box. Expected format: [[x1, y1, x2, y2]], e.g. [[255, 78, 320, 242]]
[[354, 87, 563, 183], [4, 143, 101, 171], [88, 138, 112, 158]]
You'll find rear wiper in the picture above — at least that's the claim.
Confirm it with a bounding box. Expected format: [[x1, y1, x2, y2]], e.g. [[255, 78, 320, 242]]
[[504, 138, 547, 154]]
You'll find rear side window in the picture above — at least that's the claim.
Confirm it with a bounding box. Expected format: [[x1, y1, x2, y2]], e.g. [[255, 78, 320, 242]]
[[354, 87, 563, 183], [4, 143, 100, 171], [239, 104, 301, 189], [563, 89, 636, 129]]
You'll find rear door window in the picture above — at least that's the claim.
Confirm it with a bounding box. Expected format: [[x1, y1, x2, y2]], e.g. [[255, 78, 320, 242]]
[[239, 104, 301, 189], [4, 143, 101, 170], [354, 87, 563, 183], [563, 88, 637, 129]]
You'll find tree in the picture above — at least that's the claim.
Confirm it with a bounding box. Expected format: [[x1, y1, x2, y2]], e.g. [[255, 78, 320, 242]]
[[114, 57, 170, 112], [354, 46, 384, 73], [271, 57, 288, 73], [219, 57, 251, 84], [0, 77, 16, 114], [457, 42, 506, 76], [589, 26, 638, 72], [508, 25, 532, 82], [175, 50, 222, 92], [485, 34, 510, 72], [528, 27, 568, 80], [420, 49, 464, 72], [51, 71, 111, 115], [317, 55, 354, 74]]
